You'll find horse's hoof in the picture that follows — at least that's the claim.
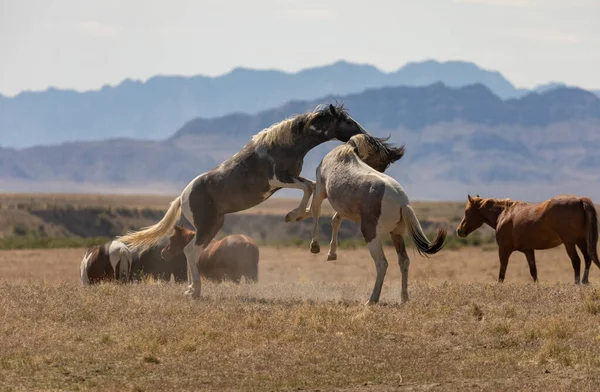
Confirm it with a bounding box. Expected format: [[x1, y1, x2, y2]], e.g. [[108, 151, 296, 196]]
[[284, 210, 299, 223], [310, 242, 320, 254], [401, 295, 409, 304], [365, 299, 377, 306], [184, 288, 201, 299], [327, 253, 337, 261]]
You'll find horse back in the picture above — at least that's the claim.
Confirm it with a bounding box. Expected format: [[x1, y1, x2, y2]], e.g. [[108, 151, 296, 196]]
[[198, 235, 259, 278], [499, 196, 588, 249]]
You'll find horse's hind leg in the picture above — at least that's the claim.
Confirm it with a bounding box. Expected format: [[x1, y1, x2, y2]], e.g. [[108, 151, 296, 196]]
[[564, 243, 582, 284], [577, 238, 592, 284], [390, 233, 410, 303], [522, 249, 538, 283], [365, 238, 388, 305], [309, 190, 326, 254], [281, 177, 315, 222], [184, 212, 225, 298], [327, 212, 343, 261]]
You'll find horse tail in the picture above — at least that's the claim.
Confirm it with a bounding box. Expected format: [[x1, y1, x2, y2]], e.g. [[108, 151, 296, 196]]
[[117, 196, 182, 254], [582, 198, 600, 268], [401, 204, 447, 257], [80, 248, 93, 285]]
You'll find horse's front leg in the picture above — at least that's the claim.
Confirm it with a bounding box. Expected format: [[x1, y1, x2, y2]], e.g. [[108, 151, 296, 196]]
[[327, 212, 343, 261], [269, 176, 315, 222], [310, 191, 325, 254]]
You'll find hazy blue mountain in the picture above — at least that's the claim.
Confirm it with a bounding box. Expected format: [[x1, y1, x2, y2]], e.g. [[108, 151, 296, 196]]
[[1, 59, 533, 148], [1, 84, 599, 201]]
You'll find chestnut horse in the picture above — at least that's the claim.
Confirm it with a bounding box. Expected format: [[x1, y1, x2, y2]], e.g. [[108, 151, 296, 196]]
[[80, 240, 132, 285], [161, 225, 259, 283], [456, 194, 600, 284]]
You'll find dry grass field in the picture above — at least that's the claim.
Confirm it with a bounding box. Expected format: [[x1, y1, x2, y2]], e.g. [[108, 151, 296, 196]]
[[2, 244, 600, 391]]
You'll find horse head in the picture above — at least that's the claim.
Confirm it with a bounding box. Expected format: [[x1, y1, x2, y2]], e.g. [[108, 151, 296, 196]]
[[303, 103, 368, 143], [348, 134, 406, 172], [456, 194, 486, 237], [161, 225, 194, 262]]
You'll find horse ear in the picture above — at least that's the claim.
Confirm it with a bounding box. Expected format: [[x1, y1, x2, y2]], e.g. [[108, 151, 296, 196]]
[[329, 104, 338, 117], [476, 194, 480, 198], [468, 194, 473, 202]]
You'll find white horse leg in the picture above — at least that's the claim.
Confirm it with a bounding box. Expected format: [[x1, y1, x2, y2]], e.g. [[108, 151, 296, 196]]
[[366, 238, 388, 305], [117, 248, 132, 283], [183, 234, 202, 298], [327, 212, 343, 261], [391, 233, 410, 303], [310, 191, 325, 254], [269, 177, 314, 223]]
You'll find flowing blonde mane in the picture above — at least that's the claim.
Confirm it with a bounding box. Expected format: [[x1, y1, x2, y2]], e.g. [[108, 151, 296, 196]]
[[251, 117, 300, 147]]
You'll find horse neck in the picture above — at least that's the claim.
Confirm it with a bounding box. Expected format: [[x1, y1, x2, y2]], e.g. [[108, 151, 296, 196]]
[[291, 134, 330, 157], [479, 201, 509, 229]]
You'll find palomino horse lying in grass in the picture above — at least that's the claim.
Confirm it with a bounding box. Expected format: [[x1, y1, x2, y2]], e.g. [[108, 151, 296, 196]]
[[80, 240, 132, 285], [307, 134, 447, 304], [456, 194, 600, 284], [118, 103, 368, 298], [161, 225, 259, 284]]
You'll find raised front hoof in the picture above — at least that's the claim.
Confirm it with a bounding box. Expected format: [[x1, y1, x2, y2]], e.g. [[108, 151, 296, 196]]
[[326, 253, 337, 261], [286, 211, 310, 223], [310, 241, 321, 254]]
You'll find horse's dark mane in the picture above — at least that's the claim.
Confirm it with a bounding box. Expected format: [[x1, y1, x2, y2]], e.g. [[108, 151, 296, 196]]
[[366, 134, 406, 170], [286, 102, 351, 137]]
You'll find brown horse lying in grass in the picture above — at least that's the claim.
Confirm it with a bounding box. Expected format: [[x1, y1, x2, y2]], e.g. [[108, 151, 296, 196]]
[[456, 194, 600, 284], [130, 238, 187, 283], [161, 225, 259, 283]]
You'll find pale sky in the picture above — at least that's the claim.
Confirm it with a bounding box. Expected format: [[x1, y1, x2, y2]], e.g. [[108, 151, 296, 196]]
[[1, 0, 599, 97]]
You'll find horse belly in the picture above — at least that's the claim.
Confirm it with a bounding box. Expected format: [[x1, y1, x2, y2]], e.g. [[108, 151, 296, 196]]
[[325, 178, 371, 222], [513, 222, 563, 250]]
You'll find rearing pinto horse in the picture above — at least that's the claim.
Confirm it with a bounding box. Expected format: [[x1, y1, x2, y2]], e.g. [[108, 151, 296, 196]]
[[456, 194, 600, 284], [118, 104, 368, 298]]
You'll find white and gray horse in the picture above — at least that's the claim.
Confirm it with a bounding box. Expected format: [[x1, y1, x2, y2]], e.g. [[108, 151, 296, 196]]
[[306, 134, 447, 304]]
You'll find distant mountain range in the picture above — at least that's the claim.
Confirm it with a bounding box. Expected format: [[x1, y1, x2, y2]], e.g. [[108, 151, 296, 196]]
[[2, 59, 598, 148], [1, 83, 599, 201]]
